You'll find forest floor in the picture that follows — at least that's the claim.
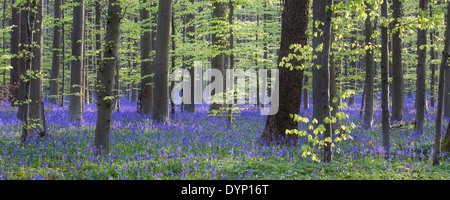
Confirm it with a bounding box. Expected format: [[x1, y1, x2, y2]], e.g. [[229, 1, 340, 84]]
[[0, 94, 449, 180]]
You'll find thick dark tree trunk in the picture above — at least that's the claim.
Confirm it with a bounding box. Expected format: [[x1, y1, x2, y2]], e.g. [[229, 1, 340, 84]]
[[49, 0, 62, 104], [29, 0, 46, 137], [415, 0, 428, 133], [312, 0, 325, 123], [391, 0, 405, 122], [94, 0, 121, 157], [209, 1, 226, 113], [432, 1, 450, 166], [260, 0, 309, 145], [140, 0, 153, 114], [69, 0, 84, 123], [152, 0, 172, 124]]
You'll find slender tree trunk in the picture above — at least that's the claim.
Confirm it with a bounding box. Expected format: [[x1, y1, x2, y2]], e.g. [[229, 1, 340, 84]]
[[17, 0, 29, 120], [183, 0, 196, 113], [152, 0, 172, 124], [21, 0, 35, 144], [69, 0, 85, 123], [363, 2, 374, 129], [432, 1, 450, 166], [260, 0, 309, 145], [416, 0, 428, 133], [321, 0, 333, 163], [10, 0, 20, 106], [381, 0, 390, 159], [95, 0, 121, 157], [227, 0, 234, 126], [348, 25, 357, 106], [430, 28, 436, 108], [391, 0, 405, 122], [140, 0, 153, 114], [49, 0, 62, 104], [94, 0, 102, 103]]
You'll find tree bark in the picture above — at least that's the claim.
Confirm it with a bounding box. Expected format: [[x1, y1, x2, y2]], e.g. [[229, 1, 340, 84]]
[[391, 0, 405, 122], [432, 1, 450, 166], [321, 0, 333, 162], [183, 0, 196, 113], [364, 2, 374, 129], [312, 0, 326, 123], [69, 0, 85, 123], [95, 0, 121, 157], [260, 0, 309, 145], [49, 0, 62, 104], [10, 0, 21, 106], [415, 0, 428, 133], [209, 1, 226, 113], [381, 0, 390, 159], [140, 0, 153, 114], [152, 0, 172, 124]]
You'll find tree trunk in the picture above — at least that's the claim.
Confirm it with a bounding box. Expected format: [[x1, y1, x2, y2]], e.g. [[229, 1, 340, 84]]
[[94, 0, 102, 103], [69, 0, 84, 123], [29, 0, 46, 137], [227, 0, 234, 126], [391, 0, 405, 122], [49, 0, 62, 104], [363, 2, 374, 129], [381, 0, 390, 159], [260, 0, 309, 145], [432, 1, 450, 166], [183, 0, 196, 113], [140, 0, 153, 114], [209, 1, 226, 113], [94, 0, 121, 157], [152, 0, 172, 124], [10, 0, 20, 106], [415, 0, 428, 133], [312, 0, 326, 123]]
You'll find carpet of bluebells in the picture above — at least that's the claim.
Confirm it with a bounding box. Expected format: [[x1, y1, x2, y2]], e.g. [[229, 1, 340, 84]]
[[0, 93, 449, 180]]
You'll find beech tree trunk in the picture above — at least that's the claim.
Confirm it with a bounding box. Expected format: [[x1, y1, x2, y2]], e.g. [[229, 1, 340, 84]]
[[432, 1, 450, 166], [363, 2, 374, 129], [260, 0, 309, 145], [183, 0, 196, 113], [312, 0, 325, 123], [391, 0, 405, 122], [49, 0, 62, 104], [415, 0, 428, 133], [381, 0, 390, 158], [209, 1, 226, 113], [69, 0, 84, 123], [95, 0, 121, 156], [10, 0, 20, 106], [29, 0, 46, 137], [140, 0, 153, 115], [152, 0, 172, 124]]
